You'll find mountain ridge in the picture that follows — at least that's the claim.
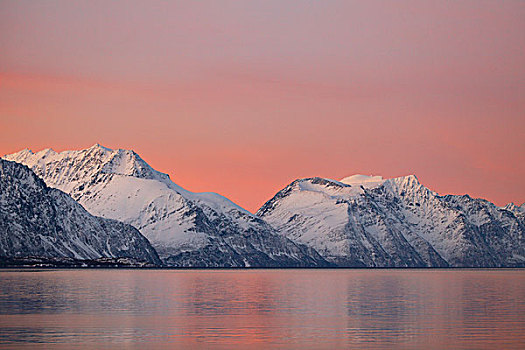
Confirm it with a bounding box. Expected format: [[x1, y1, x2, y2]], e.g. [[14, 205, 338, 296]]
[[4, 145, 523, 268], [257, 174, 524, 267], [4, 145, 329, 267]]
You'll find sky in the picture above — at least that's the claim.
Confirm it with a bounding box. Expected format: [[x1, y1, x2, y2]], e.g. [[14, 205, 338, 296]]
[[1, 1, 524, 212]]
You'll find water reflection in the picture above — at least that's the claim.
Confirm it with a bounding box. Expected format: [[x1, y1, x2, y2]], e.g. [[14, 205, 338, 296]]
[[0, 269, 524, 349]]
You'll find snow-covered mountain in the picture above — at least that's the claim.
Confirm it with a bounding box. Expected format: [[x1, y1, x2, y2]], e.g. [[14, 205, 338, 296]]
[[0, 159, 161, 264], [4, 145, 328, 267], [257, 175, 525, 267]]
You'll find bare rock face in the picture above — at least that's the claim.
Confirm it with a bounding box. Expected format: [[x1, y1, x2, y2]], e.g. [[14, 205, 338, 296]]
[[0, 159, 161, 265], [257, 175, 525, 267], [4, 146, 329, 267]]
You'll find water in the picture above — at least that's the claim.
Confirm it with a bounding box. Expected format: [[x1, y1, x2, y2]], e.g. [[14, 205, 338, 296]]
[[0, 269, 524, 349]]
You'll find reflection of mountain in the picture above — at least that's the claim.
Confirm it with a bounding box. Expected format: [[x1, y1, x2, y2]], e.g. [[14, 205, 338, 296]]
[[0, 159, 160, 265], [258, 175, 525, 267], [5, 145, 328, 267], [0, 270, 523, 347]]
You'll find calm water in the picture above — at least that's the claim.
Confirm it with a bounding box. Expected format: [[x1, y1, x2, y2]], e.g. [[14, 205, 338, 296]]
[[0, 269, 524, 349]]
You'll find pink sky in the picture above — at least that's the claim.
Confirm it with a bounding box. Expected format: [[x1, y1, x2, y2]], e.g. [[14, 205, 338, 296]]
[[1, 1, 524, 212]]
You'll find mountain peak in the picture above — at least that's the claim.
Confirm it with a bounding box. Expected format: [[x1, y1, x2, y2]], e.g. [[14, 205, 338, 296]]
[[6, 148, 33, 159], [397, 174, 420, 185], [100, 148, 170, 182], [340, 174, 384, 185], [3, 145, 172, 191], [89, 143, 112, 151], [35, 148, 57, 157]]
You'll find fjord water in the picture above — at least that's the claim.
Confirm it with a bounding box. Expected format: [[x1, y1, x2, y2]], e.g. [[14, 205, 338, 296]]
[[0, 270, 524, 349]]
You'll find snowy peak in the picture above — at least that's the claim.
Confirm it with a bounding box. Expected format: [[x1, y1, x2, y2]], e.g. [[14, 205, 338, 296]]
[[34, 148, 57, 158], [257, 177, 349, 218], [296, 177, 350, 191], [389, 174, 421, 188], [259, 174, 424, 217], [384, 174, 431, 196], [340, 174, 384, 185], [338, 174, 425, 195], [85, 143, 168, 180], [4, 145, 171, 191], [88, 143, 111, 152], [3, 148, 34, 167], [101, 148, 170, 182], [81, 144, 171, 182], [339, 174, 421, 190]]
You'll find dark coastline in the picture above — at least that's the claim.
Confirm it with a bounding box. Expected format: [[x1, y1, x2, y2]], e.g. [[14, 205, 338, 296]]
[[1, 257, 524, 270]]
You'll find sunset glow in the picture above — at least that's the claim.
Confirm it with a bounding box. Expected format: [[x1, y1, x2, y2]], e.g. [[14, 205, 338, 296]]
[[1, 1, 523, 212]]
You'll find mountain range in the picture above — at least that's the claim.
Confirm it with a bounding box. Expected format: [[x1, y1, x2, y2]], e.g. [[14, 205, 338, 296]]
[[258, 175, 525, 267], [2, 145, 524, 267], [3, 145, 327, 267]]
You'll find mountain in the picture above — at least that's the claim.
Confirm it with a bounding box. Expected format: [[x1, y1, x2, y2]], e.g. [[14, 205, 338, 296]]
[[0, 159, 161, 265], [4, 145, 328, 267], [257, 175, 525, 267]]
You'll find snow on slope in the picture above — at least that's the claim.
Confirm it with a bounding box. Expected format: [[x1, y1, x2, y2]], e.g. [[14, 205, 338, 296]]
[[4, 145, 328, 267], [0, 159, 161, 264], [340, 174, 384, 186], [258, 175, 525, 267]]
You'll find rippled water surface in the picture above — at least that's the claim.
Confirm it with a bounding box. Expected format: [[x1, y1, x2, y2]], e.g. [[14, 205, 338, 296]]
[[0, 269, 524, 349]]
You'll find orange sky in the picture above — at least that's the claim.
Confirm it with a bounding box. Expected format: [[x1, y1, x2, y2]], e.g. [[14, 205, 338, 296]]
[[1, 1, 524, 212]]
